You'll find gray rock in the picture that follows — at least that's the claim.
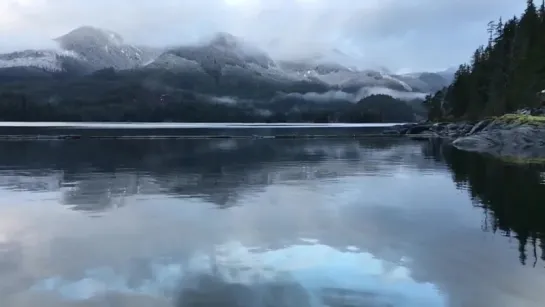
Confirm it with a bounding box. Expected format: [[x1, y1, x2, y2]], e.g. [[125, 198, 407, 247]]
[[431, 123, 447, 132], [382, 123, 417, 135], [452, 133, 498, 152], [453, 122, 545, 159], [460, 124, 474, 135], [517, 108, 532, 115], [468, 119, 492, 135], [446, 123, 459, 131], [448, 131, 461, 138], [406, 124, 432, 135]]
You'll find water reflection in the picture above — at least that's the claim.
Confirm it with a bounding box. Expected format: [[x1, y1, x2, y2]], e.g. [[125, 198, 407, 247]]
[[1, 138, 545, 306], [29, 243, 444, 306], [0, 138, 444, 212], [433, 142, 545, 268]]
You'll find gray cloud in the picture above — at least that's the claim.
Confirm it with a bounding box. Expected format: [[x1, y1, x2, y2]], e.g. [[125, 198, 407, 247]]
[[0, 0, 530, 72]]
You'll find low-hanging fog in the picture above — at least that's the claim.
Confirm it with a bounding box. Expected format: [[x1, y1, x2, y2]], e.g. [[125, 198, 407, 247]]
[[0, 0, 529, 73]]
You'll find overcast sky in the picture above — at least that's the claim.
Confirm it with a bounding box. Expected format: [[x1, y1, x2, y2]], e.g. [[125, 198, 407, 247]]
[[0, 0, 531, 73]]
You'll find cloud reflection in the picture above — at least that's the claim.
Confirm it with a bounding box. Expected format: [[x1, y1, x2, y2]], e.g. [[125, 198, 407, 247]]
[[30, 242, 445, 306]]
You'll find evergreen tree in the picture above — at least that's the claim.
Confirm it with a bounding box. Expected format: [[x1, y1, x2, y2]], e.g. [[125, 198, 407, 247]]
[[425, 1, 545, 120]]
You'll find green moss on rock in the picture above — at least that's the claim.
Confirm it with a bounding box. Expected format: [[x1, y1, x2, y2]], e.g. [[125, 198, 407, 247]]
[[496, 114, 545, 126]]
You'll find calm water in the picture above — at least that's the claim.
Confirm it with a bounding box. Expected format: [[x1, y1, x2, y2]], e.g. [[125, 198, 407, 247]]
[[0, 122, 394, 138], [0, 122, 401, 128], [1, 137, 545, 307]]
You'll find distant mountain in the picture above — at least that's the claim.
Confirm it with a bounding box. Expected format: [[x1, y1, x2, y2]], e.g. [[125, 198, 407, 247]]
[[54, 26, 161, 72], [401, 67, 457, 91], [0, 26, 455, 122], [0, 26, 161, 74], [146, 32, 295, 86], [0, 26, 450, 96], [436, 67, 457, 83], [397, 72, 450, 93]]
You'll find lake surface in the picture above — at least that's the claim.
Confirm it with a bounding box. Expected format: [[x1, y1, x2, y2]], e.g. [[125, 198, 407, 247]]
[[1, 136, 545, 307], [0, 122, 401, 128], [0, 122, 397, 139]]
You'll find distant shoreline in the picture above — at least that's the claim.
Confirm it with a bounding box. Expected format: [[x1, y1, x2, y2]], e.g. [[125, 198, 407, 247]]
[[0, 122, 405, 129], [0, 122, 405, 140]]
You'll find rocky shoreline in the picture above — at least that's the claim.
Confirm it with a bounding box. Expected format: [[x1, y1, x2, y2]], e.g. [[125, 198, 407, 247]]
[[384, 109, 545, 163]]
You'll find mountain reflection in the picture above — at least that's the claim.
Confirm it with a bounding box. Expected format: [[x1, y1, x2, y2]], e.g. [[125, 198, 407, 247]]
[[5, 137, 545, 306], [1, 137, 545, 270], [0, 138, 444, 212], [422, 139, 545, 268]]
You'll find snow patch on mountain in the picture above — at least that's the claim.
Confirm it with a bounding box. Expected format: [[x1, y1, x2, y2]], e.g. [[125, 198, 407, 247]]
[[145, 53, 204, 72], [379, 71, 413, 91], [0, 25, 450, 100], [207, 32, 276, 69], [55, 26, 159, 70], [151, 32, 276, 73], [0, 26, 161, 73], [287, 68, 417, 93], [146, 32, 306, 86], [0, 50, 79, 72]]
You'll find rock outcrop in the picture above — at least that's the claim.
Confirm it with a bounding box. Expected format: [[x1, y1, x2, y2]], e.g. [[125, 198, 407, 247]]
[[384, 107, 545, 162], [452, 114, 545, 161]]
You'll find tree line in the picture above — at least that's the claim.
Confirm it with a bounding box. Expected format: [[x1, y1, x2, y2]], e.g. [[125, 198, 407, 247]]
[[0, 67, 419, 122], [425, 0, 545, 121]]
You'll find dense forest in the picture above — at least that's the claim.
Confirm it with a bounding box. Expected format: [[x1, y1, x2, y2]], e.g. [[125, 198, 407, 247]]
[[425, 0, 545, 121], [0, 66, 422, 123]]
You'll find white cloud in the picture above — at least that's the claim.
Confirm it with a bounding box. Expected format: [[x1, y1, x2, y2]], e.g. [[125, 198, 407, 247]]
[[0, 0, 531, 72], [284, 86, 427, 103]]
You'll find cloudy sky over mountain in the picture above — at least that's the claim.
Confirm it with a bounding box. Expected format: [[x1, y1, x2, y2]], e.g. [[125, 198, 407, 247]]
[[0, 0, 530, 72]]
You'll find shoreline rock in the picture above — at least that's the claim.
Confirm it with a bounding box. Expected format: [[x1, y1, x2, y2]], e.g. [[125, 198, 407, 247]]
[[384, 111, 545, 163]]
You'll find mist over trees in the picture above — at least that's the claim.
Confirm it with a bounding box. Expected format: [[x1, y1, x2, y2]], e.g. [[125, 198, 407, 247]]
[[0, 67, 420, 123], [424, 0, 545, 121]]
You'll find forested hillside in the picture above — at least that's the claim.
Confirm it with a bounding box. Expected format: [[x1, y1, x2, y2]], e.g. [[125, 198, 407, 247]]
[[425, 0, 545, 121], [0, 67, 418, 123]]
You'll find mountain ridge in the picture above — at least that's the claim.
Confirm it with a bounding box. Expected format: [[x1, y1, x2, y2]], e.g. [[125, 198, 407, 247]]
[[0, 26, 453, 123], [0, 26, 452, 96]]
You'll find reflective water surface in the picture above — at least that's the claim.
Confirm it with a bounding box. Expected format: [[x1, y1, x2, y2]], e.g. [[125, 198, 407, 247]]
[[1, 137, 545, 307]]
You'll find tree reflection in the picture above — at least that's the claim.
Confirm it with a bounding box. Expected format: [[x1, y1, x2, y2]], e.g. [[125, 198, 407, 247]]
[[423, 140, 545, 267], [0, 138, 440, 212], [3, 137, 544, 269]]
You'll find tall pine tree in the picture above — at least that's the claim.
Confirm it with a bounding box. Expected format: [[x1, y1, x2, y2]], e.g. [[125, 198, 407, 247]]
[[425, 1, 545, 120]]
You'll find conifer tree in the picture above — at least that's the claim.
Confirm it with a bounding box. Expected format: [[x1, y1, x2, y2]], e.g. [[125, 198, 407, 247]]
[[424, 0, 545, 120]]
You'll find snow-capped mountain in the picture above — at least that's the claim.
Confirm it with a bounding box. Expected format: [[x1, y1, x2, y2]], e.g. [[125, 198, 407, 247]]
[[146, 32, 302, 85], [276, 50, 429, 93], [0, 26, 160, 74], [279, 61, 414, 92], [0, 26, 451, 99], [55, 26, 160, 71]]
